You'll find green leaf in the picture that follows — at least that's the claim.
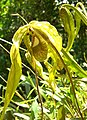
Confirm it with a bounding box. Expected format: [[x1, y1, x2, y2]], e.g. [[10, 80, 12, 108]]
[[62, 3, 87, 26], [60, 2, 87, 52], [49, 67, 57, 91], [13, 25, 29, 44], [74, 12, 81, 37], [14, 113, 30, 120], [57, 105, 65, 120], [31, 100, 39, 120], [1, 44, 22, 120], [0, 25, 29, 120], [59, 7, 74, 35], [76, 2, 87, 16], [62, 49, 87, 78], [59, 7, 75, 52]]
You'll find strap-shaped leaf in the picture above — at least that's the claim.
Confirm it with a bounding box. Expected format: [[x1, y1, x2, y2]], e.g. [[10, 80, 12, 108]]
[[1, 25, 29, 120], [62, 49, 87, 78], [74, 2, 86, 36], [74, 12, 81, 37], [13, 25, 29, 44], [60, 3, 87, 52], [59, 7, 74, 35], [6, 44, 22, 100], [1, 45, 22, 120], [59, 7, 75, 52], [62, 3, 87, 26], [76, 2, 87, 16]]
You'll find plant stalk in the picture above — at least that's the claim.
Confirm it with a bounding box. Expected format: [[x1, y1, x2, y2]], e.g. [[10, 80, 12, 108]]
[[49, 40, 83, 119]]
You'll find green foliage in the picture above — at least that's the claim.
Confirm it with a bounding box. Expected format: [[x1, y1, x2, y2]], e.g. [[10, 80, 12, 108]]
[[59, 6, 75, 52], [0, 1, 87, 120], [57, 105, 65, 120]]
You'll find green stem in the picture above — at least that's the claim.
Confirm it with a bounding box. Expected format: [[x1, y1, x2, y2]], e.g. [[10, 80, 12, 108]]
[[31, 26, 83, 118], [49, 43, 83, 119], [11, 13, 28, 24], [35, 63, 43, 120]]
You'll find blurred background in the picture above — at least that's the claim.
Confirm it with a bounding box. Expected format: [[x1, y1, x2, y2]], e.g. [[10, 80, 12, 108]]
[[0, 0, 87, 81]]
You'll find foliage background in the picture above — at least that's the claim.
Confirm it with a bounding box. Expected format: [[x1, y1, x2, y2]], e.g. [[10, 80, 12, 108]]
[[0, 0, 87, 119]]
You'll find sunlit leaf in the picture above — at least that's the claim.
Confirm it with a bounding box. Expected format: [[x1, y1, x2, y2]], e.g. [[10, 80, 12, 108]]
[[14, 113, 30, 120], [62, 49, 87, 78], [0, 25, 29, 120], [1, 44, 22, 120], [74, 11, 81, 37], [31, 100, 39, 120], [57, 105, 65, 120], [62, 3, 87, 26], [59, 7, 75, 52], [76, 2, 87, 16]]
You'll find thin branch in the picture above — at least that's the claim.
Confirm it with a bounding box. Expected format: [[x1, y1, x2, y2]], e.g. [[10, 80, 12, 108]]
[[0, 38, 27, 52], [61, 48, 83, 119], [49, 39, 83, 119], [11, 13, 28, 24], [35, 64, 43, 120], [0, 44, 10, 54]]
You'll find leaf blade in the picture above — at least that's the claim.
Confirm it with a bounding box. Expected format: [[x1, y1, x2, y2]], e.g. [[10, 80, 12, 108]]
[[1, 45, 22, 120]]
